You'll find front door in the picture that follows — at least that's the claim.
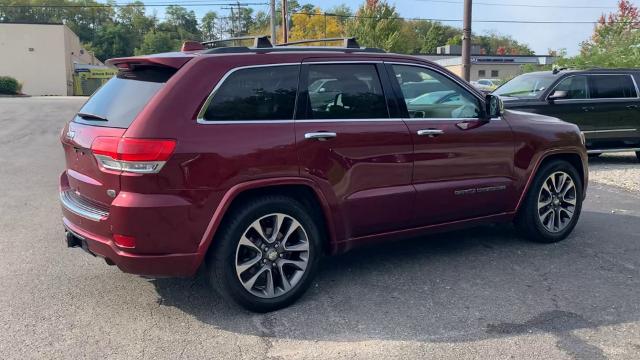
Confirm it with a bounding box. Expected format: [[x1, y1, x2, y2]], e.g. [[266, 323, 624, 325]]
[[386, 63, 516, 226], [295, 61, 415, 239]]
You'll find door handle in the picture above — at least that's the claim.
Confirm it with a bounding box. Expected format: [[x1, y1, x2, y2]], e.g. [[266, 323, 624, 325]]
[[417, 129, 444, 137], [305, 132, 337, 140], [627, 105, 639, 110], [582, 106, 595, 112]]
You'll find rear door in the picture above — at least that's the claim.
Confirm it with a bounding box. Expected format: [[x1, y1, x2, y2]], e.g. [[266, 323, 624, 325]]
[[386, 63, 515, 226], [295, 60, 414, 239], [585, 74, 640, 146], [61, 65, 176, 206]]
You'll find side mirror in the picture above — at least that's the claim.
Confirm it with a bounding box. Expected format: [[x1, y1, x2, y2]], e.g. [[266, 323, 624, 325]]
[[318, 88, 326, 93], [485, 94, 504, 119], [548, 90, 568, 102]]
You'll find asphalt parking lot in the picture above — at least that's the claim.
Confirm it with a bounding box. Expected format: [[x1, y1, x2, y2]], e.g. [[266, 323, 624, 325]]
[[1, 96, 640, 359]]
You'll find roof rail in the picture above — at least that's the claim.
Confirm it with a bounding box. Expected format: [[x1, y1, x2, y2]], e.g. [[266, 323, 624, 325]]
[[201, 35, 273, 49], [276, 37, 361, 48]]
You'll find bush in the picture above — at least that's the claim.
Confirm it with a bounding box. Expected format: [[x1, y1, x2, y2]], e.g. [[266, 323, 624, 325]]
[[0, 76, 22, 95]]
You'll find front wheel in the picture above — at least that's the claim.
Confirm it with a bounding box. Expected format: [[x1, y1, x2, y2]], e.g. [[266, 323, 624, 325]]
[[516, 160, 583, 243], [207, 195, 321, 312]]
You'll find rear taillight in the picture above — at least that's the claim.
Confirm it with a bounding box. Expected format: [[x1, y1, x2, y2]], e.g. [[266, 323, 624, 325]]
[[91, 137, 176, 174]]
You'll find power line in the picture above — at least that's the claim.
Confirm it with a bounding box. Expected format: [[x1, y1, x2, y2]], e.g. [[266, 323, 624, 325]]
[[287, 11, 629, 25], [415, 0, 619, 9], [0, 2, 268, 8], [0, 4, 628, 24]]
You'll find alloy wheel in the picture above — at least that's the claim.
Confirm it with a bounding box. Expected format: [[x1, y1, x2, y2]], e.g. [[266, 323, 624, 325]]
[[234, 213, 310, 298], [537, 171, 577, 233]]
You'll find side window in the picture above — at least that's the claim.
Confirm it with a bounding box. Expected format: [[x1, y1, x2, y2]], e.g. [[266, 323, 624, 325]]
[[201, 65, 299, 121], [392, 65, 481, 119], [590, 75, 637, 99], [303, 64, 388, 119], [554, 75, 589, 100]]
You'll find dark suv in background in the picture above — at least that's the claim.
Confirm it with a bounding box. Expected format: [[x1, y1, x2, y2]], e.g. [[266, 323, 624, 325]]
[[494, 69, 640, 161], [60, 37, 588, 312]]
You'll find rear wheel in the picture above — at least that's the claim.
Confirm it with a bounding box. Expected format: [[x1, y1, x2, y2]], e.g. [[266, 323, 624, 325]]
[[207, 195, 321, 312], [516, 160, 583, 243]]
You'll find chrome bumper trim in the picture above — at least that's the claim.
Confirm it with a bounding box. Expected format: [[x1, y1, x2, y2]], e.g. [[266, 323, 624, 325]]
[[60, 191, 109, 222]]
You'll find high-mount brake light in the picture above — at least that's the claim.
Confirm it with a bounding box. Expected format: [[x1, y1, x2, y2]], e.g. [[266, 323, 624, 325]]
[[91, 137, 176, 174]]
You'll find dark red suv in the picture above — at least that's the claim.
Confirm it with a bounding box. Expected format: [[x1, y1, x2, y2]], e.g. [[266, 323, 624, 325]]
[[60, 37, 588, 312]]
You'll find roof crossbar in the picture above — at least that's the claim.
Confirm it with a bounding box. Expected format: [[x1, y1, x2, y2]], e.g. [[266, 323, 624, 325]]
[[201, 35, 273, 49], [276, 37, 361, 48]]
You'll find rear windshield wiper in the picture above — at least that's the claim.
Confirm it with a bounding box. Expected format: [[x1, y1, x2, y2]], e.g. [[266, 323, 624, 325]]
[[77, 112, 108, 121]]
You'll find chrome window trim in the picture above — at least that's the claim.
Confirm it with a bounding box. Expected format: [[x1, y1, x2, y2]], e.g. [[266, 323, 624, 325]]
[[196, 60, 499, 125], [546, 73, 640, 103], [196, 63, 301, 124]]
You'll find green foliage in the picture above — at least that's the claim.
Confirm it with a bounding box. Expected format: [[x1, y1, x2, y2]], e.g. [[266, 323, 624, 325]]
[[399, 20, 460, 54], [345, 0, 403, 52], [0, 0, 536, 60], [135, 30, 180, 55], [558, 0, 640, 69], [0, 76, 22, 94]]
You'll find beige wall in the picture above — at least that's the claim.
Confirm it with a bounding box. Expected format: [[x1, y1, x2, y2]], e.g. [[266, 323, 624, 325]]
[[444, 64, 536, 82], [0, 23, 101, 96]]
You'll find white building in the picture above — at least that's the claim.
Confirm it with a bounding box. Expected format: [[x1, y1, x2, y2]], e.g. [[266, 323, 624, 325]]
[[0, 23, 103, 95]]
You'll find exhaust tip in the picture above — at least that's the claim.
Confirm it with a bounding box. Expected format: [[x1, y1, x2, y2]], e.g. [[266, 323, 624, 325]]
[[65, 231, 81, 248]]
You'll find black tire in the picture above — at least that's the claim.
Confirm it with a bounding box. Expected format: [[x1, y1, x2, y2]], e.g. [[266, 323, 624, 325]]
[[207, 195, 321, 312], [516, 159, 583, 243], [636, 151, 640, 162]]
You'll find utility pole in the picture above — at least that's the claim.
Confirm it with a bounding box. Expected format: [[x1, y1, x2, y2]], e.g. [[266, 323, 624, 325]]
[[281, 0, 288, 43], [270, 0, 276, 44], [461, 0, 472, 82]]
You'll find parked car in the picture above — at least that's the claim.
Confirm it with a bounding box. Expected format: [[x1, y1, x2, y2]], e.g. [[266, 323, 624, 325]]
[[494, 69, 640, 161], [60, 37, 588, 312], [471, 78, 500, 93]]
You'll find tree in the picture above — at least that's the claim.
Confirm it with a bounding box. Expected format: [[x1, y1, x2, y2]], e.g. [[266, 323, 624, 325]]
[[201, 11, 220, 41], [400, 20, 459, 54], [135, 30, 180, 55], [289, 8, 343, 41], [345, 0, 403, 52], [327, 4, 352, 26], [165, 5, 200, 39], [558, 0, 640, 68], [88, 23, 134, 60]]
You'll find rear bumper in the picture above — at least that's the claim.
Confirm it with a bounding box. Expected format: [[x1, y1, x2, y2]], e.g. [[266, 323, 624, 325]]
[[63, 217, 200, 277]]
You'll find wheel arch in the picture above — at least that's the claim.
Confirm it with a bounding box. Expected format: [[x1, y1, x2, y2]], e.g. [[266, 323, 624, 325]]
[[194, 178, 338, 269], [514, 149, 587, 214]]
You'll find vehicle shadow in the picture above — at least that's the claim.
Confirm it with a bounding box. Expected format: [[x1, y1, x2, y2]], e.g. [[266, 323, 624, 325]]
[[151, 209, 640, 346]]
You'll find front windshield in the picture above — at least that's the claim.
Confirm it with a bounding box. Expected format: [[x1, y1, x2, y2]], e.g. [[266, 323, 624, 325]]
[[494, 73, 557, 98]]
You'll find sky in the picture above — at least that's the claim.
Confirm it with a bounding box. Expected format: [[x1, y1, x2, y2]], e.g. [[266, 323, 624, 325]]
[[153, 0, 634, 55]]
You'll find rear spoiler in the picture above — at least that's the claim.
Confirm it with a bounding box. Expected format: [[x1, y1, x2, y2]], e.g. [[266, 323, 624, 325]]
[[106, 53, 194, 70]]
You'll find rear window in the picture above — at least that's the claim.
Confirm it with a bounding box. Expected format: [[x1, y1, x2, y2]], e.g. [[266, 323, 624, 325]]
[[590, 74, 638, 99], [74, 66, 175, 128]]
